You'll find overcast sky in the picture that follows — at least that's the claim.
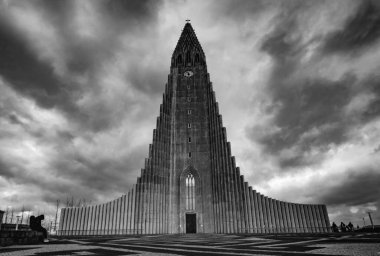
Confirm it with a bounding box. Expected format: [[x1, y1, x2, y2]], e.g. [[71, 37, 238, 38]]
[[1, 0, 379, 227]]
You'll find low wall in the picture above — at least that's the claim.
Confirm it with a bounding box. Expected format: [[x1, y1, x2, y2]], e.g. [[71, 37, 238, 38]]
[[0, 230, 43, 247]]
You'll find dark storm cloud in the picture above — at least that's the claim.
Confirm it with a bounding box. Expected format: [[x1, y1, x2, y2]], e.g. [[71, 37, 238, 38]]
[[323, 0, 380, 54], [247, 4, 380, 169], [0, 0, 164, 132], [317, 168, 380, 206], [0, 22, 76, 111], [0, 158, 14, 179]]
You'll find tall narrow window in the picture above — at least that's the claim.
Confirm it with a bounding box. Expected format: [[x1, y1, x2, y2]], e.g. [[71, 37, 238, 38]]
[[188, 137, 191, 143], [177, 54, 182, 65], [186, 174, 195, 210], [188, 152, 192, 158], [188, 109, 192, 115], [187, 97, 191, 102], [186, 51, 191, 65], [188, 123, 191, 128]]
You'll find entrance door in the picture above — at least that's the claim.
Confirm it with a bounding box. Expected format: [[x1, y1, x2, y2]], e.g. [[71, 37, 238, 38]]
[[186, 213, 196, 233]]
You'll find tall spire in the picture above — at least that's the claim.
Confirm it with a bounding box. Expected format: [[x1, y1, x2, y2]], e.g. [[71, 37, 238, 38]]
[[171, 22, 206, 68]]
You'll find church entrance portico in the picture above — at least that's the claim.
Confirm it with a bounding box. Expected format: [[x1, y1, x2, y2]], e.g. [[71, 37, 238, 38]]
[[186, 213, 196, 233]]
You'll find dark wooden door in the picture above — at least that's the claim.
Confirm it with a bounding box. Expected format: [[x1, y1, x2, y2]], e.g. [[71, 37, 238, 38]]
[[186, 213, 196, 233]]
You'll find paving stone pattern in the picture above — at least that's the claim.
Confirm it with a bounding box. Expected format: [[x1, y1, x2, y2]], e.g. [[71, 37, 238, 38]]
[[0, 233, 379, 256]]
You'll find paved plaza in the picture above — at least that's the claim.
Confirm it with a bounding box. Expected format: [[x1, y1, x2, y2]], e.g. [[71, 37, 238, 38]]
[[0, 233, 379, 256]]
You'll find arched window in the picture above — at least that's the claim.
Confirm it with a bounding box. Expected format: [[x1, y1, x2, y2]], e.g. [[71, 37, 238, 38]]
[[185, 51, 191, 65], [186, 174, 195, 210], [177, 54, 182, 65], [195, 53, 200, 63]]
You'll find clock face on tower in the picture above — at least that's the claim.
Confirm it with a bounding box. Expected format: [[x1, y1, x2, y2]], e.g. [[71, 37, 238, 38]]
[[184, 71, 194, 77]]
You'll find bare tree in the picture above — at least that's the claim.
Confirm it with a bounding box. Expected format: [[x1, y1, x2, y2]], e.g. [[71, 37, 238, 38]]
[[20, 205, 25, 224], [4, 207, 9, 224], [10, 208, 14, 224]]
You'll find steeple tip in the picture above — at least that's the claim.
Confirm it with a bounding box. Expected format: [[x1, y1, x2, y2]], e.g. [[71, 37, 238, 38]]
[[171, 22, 206, 68]]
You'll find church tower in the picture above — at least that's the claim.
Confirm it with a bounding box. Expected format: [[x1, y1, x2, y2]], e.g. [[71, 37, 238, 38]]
[[58, 23, 331, 235]]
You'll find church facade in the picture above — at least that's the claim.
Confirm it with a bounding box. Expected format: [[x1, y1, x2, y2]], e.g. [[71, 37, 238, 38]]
[[58, 23, 331, 235]]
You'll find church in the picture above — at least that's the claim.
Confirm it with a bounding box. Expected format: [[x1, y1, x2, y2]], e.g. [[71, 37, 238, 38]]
[[58, 23, 331, 235]]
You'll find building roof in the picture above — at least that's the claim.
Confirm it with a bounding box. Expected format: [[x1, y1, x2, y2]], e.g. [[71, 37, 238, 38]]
[[172, 22, 205, 57]]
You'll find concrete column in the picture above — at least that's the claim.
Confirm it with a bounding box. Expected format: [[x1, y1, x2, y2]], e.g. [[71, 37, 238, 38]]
[[59, 208, 67, 236], [103, 203, 109, 235], [113, 197, 120, 235], [104, 202, 110, 235], [118, 197, 123, 234], [78, 207, 84, 236], [288, 203, 295, 233], [253, 191, 260, 233], [272, 200, 280, 233], [240, 177, 247, 233], [90, 206, 95, 235], [64, 208, 71, 236], [242, 182, 251, 233], [131, 186, 136, 234], [71, 208, 77, 236], [119, 196, 124, 234], [141, 173, 146, 235], [109, 201, 114, 234], [97, 204, 103, 235], [237, 174, 245, 233], [305, 205, 313, 233], [134, 183, 140, 234], [261, 196, 268, 233], [295, 204, 304, 233], [115, 198, 120, 234], [125, 192, 131, 234], [85, 207, 91, 235], [322, 205, 331, 232], [94, 205, 99, 235], [309, 205, 317, 233], [307, 204, 315, 233], [69, 208, 75, 236], [248, 186, 256, 233], [91, 206, 97, 235], [220, 125, 227, 233], [256, 193, 264, 233], [66, 208, 72, 236], [82, 207, 89, 235], [146, 169, 152, 234], [300, 205, 308, 233], [285, 203, 292, 233], [212, 107, 221, 233], [227, 144, 238, 234], [316, 205, 325, 232], [275, 201, 283, 233], [58, 208, 65, 236], [137, 176, 144, 234], [124, 194, 128, 234], [276, 202, 282, 233], [265, 198, 272, 233], [222, 130, 232, 233], [75, 208, 81, 236], [292, 204, 299, 233], [270, 199, 276, 233], [59, 208, 66, 236], [86, 206, 92, 236], [313, 205, 322, 233], [232, 158, 242, 233], [280, 202, 288, 233]]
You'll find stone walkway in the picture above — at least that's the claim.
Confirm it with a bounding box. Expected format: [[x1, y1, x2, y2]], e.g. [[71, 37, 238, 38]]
[[0, 233, 379, 255]]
